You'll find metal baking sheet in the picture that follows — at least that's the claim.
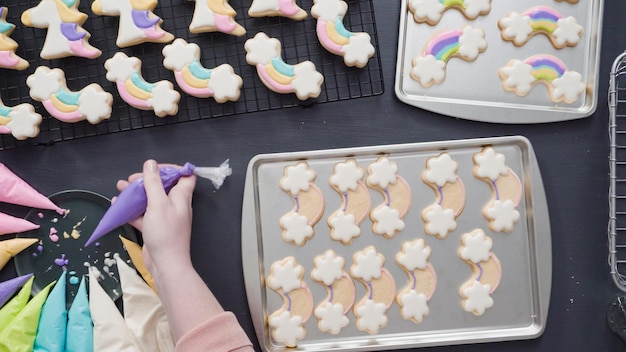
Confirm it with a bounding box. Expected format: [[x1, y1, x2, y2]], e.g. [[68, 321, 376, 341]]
[[242, 136, 551, 351], [394, 0, 603, 123]]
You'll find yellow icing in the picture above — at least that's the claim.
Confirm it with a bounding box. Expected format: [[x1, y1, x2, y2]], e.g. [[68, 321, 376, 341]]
[[265, 63, 293, 85], [0, 36, 17, 51], [0, 116, 10, 126], [208, 0, 236, 16], [130, 0, 158, 11], [125, 79, 153, 100], [50, 95, 78, 113], [326, 20, 349, 45], [119, 236, 157, 294], [181, 66, 209, 89], [54, 0, 88, 24]]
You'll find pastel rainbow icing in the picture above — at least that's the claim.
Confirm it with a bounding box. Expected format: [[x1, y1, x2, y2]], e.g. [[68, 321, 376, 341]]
[[498, 6, 583, 48], [0, 99, 42, 140], [525, 55, 566, 82], [525, 6, 561, 33], [423, 29, 462, 62], [408, 0, 491, 24], [0, 7, 28, 70]]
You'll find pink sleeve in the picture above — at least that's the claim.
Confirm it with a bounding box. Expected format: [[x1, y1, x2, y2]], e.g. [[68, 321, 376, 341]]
[[175, 312, 254, 352]]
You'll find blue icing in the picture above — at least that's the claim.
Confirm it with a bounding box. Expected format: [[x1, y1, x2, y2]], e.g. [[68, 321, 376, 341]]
[[61, 0, 78, 6], [188, 60, 211, 80], [56, 88, 80, 106], [131, 72, 155, 92], [33, 271, 67, 352], [271, 57, 294, 77], [65, 277, 93, 352], [334, 16, 353, 38], [0, 104, 12, 117], [0, 21, 13, 35]]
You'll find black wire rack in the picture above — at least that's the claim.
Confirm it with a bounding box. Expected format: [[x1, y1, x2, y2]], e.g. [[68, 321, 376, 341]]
[[0, 0, 383, 150]]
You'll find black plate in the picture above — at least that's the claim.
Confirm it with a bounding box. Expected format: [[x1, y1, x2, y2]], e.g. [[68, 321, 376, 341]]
[[14, 190, 137, 306]]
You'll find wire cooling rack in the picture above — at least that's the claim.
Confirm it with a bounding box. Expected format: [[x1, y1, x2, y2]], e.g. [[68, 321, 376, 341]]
[[0, 0, 383, 150]]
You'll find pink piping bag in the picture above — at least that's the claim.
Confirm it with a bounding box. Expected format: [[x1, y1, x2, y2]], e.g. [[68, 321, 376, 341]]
[[0, 212, 39, 236], [84, 160, 231, 247], [0, 163, 64, 214]]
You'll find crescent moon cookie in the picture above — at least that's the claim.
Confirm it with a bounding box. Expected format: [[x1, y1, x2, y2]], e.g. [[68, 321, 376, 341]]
[[244, 32, 324, 100], [458, 229, 501, 316], [498, 6, 583, 49], [366, 156, 411, 239], [395, 239, 436, 324], [0, 7, 28, 70], [162, 39, 242, 102], [327, 159, 371, 245], [105, 52, 180, 117], [27, 66, 113, 125], [248, 0, 307, 20], [350, 246, 396, 334], [410, 26, 487, 88], [311, 250, 356, 335], [473, 147, 522, 233], [189, 0, 246, 36], [498, 54, 585, 104], [408, 0, 491, 26], [0, 98, 42, 140], [279, 161, 325, 246], [267, 257, 314, 347], [310, 0, 375, 68], [422, 153, 466, 239]]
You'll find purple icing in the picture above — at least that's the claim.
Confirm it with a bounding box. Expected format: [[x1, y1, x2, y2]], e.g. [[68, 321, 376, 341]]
[[0, 273, 33, 307], [60, 22, 87, 41], [131, 9, 160, 29]]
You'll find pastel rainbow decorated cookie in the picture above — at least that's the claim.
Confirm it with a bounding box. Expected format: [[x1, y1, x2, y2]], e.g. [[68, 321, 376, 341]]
[[163, 39, 242, 103], [189, 0, 245, 36], [350, 246, 396, 334], [396, 239, 437, 324], [311, 0, 375, 68], [279, 161, 325, 246], [27, 66, 113, 124], [458, 229, 501, 316], [21, 0, 101, 59], [556, 0, 579, 3], [327, 159, 371, 245], [267, 257, 314, 347], [311, 250, 355, 335], [498, 54, 585, 104], [92, 0, 174, 48], [0, 7, 28, 70], [421, 153, 465, 239], [408, 0, 491, 25], [410, 26, 487, 88], [105, 52, 180, 117], [248, 0, 307, 20], [245, 32, 324, 100], [0, 98, 42, 140], [498, 6, 583, 49], [366, 156, 411, 239], [473, 147, 522, 233]]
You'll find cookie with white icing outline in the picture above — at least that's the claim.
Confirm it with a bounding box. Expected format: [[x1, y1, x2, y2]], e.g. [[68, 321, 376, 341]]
[[395, 239, 436, 324], [0, 98, 42, 140], [248, 0, 307, 20], [189, 0, 245, 36], [408, 0, 491, 26], [555, 0, 579, 3]]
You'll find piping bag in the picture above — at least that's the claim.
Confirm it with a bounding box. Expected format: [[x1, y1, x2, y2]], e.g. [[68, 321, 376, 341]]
[[84, 160, 232, 247]]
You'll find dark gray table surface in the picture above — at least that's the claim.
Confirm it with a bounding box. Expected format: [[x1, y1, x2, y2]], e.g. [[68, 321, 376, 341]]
[[1, 1, 625, 351]]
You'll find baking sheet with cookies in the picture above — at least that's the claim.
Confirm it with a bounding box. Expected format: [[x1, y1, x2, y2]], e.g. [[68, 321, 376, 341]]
[[242, 136, 551, 351], [394, 0, 603, 123]]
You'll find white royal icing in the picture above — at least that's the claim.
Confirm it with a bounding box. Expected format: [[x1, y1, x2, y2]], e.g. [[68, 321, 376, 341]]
[[397, 239, 431, 271], [462, 280, 493, 315], [399, 290, 429, 322], [342, 33, 375, 68], [281, 212, 313, 246], [311, 250, 344, 286], [162, 38, 198, 72], [104, 52, 141, 82], [499, 13, 533, 45], [249, 0, 281, 13], [460, 229, 492, 264], [411, 54, 446, 86], [330, 159, 363, 192], [209, 64, 243, 102], [425, 204, 457, 239], [268, 258, 303, 292], [356, 299, 387, 334], [77, 85, 112, 124], [475, 147, 508, 181], [372, 206, 404, 237], [463, 0, 491, 18], [553, 17, 583, 47], [458, 26, 487, 61], [291, 61, 324, 100], [486, 199, 520, 232], [351, 247, 383, 282], [25, 0, 72, 58], [367, 157, 398, 189], [551, 70, 584, 103], [269, 310, 305, 347], [311, 0, 347, 21], [5, 104, 42, 140], [425, 153, 457, 187], [314, 301, 349, 334], [329, 211, 360, 243], [189, 0, 216, 30], [26, 66, 62, 101], [244, 32, 281, 65], [281, 163, 315, 195], [499, 60, 535, 94], [147, 81, 180, 116], [409, 0, 444, 23]]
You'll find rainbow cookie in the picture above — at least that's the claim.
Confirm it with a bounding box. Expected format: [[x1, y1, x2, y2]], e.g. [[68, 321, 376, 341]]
[[410, 26, 487, 88], [0, 98, 42, 140], [245, 32, 324, 100], [408, 0, 491, 26], [189, 0, 245, 36], [498, 54, 585, 104], [366, 156, 411, 239], [473, 147, 522, 233], [421, 153, 465, 239], [498, 6, 583, 49], [458, 229, 501, 316], [310, 0, 375, 68], [248, 0, 307, 20], [162, 39, 242, 103], [27, 66, 112, 124], [92, 0, 174, 48], [396, 239, 437, 324], [0, 7, 28, 70], [21, 0, 101, 59], [267, 257, 314, 347], [555, 0, 579, 3], [105, 52, 180, 117]]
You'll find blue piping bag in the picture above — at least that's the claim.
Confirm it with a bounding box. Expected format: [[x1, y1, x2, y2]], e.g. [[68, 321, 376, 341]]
[[84, 160, 231, 247]]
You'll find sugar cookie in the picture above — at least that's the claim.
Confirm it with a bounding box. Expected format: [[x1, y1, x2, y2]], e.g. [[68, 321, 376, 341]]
[[311, 0, 375, 68], [498, 6, 583, 49], [410, 26, 487, 87], [244, 32, 324, 100], [248, 0, 307, 20], [327, 159, 371, 245], [189, 0, 245, 36], [458, 229, 501, 316], [0, 98, 42, 140], [499, 54, 585, 104], [267, 256, 313, 347], [421, 153, 465, 239], [366, 156, 411, 239], [350, 246, 395, 334], [105, 52, 180, 117], [473, 147, 522, 233], [21, 0, 101, 59], [311, 250, 355, 335], [91, 0, 174, 48], [279, 161, 325, 246], [27, 66, 112, 124], [408, 0, 491, 26], [396, 239, 436, 323], [0, 7, 28, 70], [163, 39, 242, 102], [555, 0, 579, 3]]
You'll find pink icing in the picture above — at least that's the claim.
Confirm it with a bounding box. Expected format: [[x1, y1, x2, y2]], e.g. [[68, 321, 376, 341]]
[[68, 40, 99, 59], [42, 100, 83, 122], [423, 30, 462, 56], [174, 71, 213, 97], [141, 26, 165, 40], [316, 20, 342, 54], [0, 126, 10, 134], [0, 163, 65, 214], [0, 51, 19, 67], [0, 212, 39, 235], [279, 0, 299, 16], [116, 81, 151, 109], [257, 64, 293, 93], [214, 13, 236, 33]]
